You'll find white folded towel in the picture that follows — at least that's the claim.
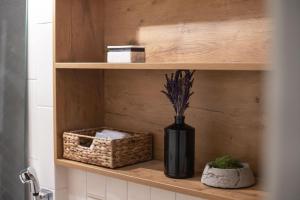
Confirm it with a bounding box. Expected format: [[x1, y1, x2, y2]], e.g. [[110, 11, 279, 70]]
[[95, 129, 129, 140]]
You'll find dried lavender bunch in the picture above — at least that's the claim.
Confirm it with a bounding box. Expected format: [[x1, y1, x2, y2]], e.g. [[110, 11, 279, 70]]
[[162, 70, 195, 117]]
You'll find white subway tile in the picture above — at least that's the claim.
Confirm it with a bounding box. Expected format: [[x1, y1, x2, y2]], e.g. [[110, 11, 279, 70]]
[[36, 23, 53, 107], [106, 177, 127, 200], [128, 182, 150, 200], [27, 24, 38, 80], [87, 172, 106, 198], [151, 188, 175, 200], [68, 169, 87, 200], [28, 0, 53, 24], [176, 193, 206, 200], [36, 107, 55, 189], [28, 80, 39, 159]]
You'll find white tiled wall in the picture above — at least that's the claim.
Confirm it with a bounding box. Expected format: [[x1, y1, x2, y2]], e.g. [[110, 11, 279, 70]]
[[27, 0, 68, 199], [65, 172, 205, 200], [27, 1, 205, 200]]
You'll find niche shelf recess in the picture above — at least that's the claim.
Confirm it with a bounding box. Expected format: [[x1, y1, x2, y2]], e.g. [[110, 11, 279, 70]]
[[54, 0, 269, 199]]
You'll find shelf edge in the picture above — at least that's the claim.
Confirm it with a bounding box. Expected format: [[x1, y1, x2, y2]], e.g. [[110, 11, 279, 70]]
[[54, 62, 270, 71]]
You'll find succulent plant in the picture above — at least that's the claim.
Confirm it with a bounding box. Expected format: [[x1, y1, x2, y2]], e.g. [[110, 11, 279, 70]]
[[210, 155, 243, 169], [162, 70, 195, 117]]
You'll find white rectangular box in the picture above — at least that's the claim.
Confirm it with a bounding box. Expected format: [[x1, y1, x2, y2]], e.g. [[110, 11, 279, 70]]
[[107, 45, 145, 63]]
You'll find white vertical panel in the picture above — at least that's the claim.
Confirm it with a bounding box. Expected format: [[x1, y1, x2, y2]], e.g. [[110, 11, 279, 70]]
[[55, 166, 68, 190], [68, 169, 87, 200], [151, 188, 175, 200], [106, 177, 127, 200], [128, 182, 150, 200], [87, 172, 106, 199]]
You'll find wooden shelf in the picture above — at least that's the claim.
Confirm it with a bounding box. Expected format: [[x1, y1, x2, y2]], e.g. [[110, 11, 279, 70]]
[[56, 159, 266, 200], [55, 62, 269, 71], [54, 1, 269, 199]]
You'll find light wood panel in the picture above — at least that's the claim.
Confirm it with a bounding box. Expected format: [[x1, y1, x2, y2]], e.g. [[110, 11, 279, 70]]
[[56, 159, 267, 200], [55, 69, 104, 158], [55, 0, 104, 62], [104, 70, 265, 175], [55, 62, 269, 71], [55, 0, 270, 64], [104, 0, 270, 63]]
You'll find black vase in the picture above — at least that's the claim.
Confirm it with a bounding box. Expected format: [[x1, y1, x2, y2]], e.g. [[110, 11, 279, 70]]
[[164, 116, 195, 179]]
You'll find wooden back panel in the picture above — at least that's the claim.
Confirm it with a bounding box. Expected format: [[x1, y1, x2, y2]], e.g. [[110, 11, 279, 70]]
[[55, 0, 269, 63], [55, 69, 104, 158], [104, 70, 265, 175], [56, 0, 105, 62], [104, 0, 270, 63]]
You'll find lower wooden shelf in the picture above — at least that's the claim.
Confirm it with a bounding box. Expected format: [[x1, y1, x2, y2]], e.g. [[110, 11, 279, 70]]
[[56, 159, 266, 200]]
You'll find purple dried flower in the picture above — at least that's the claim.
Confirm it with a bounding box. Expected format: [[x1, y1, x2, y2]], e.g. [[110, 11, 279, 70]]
[[161, 70, 195, 117]]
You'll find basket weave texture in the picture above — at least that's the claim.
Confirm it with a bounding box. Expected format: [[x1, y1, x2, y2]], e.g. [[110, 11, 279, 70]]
[[63, 127, 153, 168]]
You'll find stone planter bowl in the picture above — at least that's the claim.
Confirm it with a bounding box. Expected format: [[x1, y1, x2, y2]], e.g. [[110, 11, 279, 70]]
[[201, 162, 255, 189]]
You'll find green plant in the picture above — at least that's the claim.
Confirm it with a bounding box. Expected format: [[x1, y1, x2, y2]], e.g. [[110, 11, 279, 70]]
[[210, 155, 243, 169]]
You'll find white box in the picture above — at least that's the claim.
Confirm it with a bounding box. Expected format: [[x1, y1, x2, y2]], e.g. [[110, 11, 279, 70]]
[[107, 45, 145, 63]]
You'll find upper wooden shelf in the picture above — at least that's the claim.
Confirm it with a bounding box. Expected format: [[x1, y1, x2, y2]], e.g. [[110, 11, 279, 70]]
[[56, 159, 266, 200], [55, 62, 268, 71]]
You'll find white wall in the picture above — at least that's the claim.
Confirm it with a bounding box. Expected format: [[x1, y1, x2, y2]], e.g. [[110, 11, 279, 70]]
[[27, 0, 68, 199], [27, 1, 204, 200]]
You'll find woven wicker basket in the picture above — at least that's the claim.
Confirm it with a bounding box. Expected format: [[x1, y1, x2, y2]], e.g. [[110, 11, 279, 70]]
[[63, 127, 152, 168]]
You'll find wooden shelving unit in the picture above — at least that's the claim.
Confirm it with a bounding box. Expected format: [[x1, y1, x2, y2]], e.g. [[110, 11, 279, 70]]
[[54, 0, 270, 199], [57, 159, 266, 200]]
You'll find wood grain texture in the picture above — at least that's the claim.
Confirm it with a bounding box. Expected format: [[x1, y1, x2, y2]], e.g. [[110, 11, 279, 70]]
[[104, 70, 265, 175], [55, 69, 104, 158], [55, 0, 270, 64], [56, 0, 104, 62], [104, 0, 270, 63], [56, 159, 267, 200], [55, 62, 269, 71], [54, 0, 269, 192], [55, 0, 72, 61]]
